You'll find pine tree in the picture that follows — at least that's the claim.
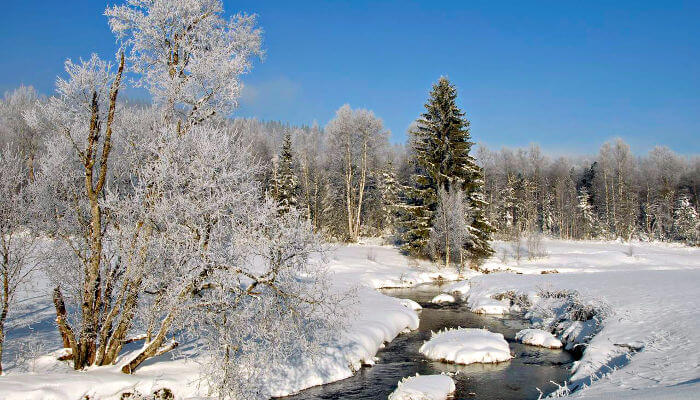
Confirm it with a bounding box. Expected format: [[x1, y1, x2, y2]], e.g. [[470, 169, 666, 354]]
[[674, 195, 699, 245], [577, 188, 597, 239], [378, 160, 402, 233], [274, 131, 298, 213], [401, 77, 493, 261]]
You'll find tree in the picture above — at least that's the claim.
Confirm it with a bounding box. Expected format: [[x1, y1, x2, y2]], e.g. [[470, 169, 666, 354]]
[[0, 86, 44, 181], [326, 105, 388, 241], [402, 77, 492, 261], [105, 0, 263, 133], [0, 147, 40, 375], [378, 160, 402, 233], [674, 195, 699, 245], [577, 188, 597, 239], [30, 53, 126, 370], [272, 130, 298, 213], [429, 187, 475, 268]]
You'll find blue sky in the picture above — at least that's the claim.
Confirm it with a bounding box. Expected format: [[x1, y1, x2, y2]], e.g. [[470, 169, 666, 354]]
[[1, 1, 699, 154]]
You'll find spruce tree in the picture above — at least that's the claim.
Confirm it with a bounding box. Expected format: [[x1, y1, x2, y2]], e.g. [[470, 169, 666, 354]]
[[274, 131, 298, 213], [674, 195, 699, 245], [401, 77, 493, 261], [379, 160, 402, 232]]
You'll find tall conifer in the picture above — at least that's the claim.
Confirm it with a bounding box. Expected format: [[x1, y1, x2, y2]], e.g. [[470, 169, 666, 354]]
[[400, 77, 493, 261]]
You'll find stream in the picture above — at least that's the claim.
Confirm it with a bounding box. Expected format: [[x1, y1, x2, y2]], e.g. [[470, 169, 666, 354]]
[[287, 283, 575, 400]]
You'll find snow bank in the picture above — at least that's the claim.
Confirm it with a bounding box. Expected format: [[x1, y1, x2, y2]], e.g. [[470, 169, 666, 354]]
[[468, 296, 510, 314], [419, 328, 512, 365], [444, 280, 470, 296], [398, 298, 423, 311], [516, 328, 562, 349], [266, 287, 420, 397], [468, 239, 700, 399], [0, 242, 440, 400], [388, 374, 456, 400], [430, 293, 455, 304]]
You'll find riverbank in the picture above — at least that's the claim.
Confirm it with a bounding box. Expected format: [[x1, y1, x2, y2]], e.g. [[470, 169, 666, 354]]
[[1, 239, 698, 399], [463, 239, 700, 399]]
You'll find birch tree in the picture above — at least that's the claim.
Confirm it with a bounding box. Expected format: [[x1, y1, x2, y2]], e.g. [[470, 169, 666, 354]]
[[326, 105, 388, 241], [0, 147, 40, 375]]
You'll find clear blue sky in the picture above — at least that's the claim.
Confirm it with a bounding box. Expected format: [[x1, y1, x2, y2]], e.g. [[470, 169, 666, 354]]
[[1, 1, 699, 154]]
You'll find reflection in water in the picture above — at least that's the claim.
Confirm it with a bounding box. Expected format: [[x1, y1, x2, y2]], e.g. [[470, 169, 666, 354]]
[[284, 284, 574, 400]]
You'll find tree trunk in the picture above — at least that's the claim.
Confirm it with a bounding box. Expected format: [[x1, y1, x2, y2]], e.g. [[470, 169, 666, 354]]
[[0, 263, 9, 375], [354, 138, 368, 240], [344, 135, 355, 241]]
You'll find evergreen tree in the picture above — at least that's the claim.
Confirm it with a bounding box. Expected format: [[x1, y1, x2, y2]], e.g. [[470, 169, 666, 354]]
[[378, 160, 402, 232], [274, 131, 298, 213], [401, 77, 493, 261], [577, 188, 598, 239], [674, 195, 699, 245]]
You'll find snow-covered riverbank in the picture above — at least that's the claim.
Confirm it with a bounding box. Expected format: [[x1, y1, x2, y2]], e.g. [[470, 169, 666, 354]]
[[0, 241, 457, 399], [1, 239, 698, 399], [463, 239, 700, 399]]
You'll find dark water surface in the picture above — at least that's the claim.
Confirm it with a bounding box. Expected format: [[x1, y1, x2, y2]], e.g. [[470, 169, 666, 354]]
[[285, 284, 574, 400]]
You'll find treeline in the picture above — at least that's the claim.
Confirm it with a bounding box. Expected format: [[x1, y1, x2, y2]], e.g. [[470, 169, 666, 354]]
[[230, 100, 700, 248], [477, 141, 700, 244]]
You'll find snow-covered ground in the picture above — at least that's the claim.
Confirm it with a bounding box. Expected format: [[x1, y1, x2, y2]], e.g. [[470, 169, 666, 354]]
[[0, 240, 457, 399], [465, 239, 700, 399], [388, 374, 455, 400], [1, 238, 699, 399]]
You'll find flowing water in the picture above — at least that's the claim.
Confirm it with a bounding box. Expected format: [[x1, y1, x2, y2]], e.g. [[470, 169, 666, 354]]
[[286, 283, 575, 400]]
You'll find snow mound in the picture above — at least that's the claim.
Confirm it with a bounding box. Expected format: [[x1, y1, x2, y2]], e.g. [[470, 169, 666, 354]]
[[430, 293, 455, 304], [398, 298, 423, 311], [515, 329, 563, 349], [444, 280, 470, 296], [419, 328, 512, 365], [469, 297, 510, 314], [388, 374, 456, 400]]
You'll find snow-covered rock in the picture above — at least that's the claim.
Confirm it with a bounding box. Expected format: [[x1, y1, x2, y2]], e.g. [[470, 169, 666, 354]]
[[515, 328, 563, 349], [430, 293, 455, 304], [388, 374, 456, 400], [398, 298, 423, 311], [419, 328, 512, 365], [444, 280, 470, 296], [468, 297, 510, 314]]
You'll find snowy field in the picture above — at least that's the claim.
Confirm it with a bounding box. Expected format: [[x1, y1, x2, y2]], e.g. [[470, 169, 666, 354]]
[[467, 239, 700, 399], [1, 238, 699, 399]]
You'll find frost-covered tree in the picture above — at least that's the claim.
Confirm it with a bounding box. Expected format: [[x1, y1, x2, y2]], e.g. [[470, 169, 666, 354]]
[[272, 131, 298, 213], [0, 147, 40, 375], [674, 196, 699, 245], [577, 188, 597, 239], [105, 0, 263, 133], [326, 105, 388, 241], [28, 53, 126, 370], [402, 77, 492, 261], [378, 160, 402, 233], [0, 86, 45, 181], [429, 187, 475, 267]]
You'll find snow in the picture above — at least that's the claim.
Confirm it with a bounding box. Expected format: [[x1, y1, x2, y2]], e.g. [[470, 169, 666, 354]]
[[463, 239, 700, 399], [516, 328, 563, 348], [388, 374, 456, 400], [419, 327, 512, 365], [0, 241, 457, 399], [398, 298, 423, 311], [3, 238, 700, 399], [468, 296, 510, 314], [430, 293, 455, 304], [444, 280, 471, 296]]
